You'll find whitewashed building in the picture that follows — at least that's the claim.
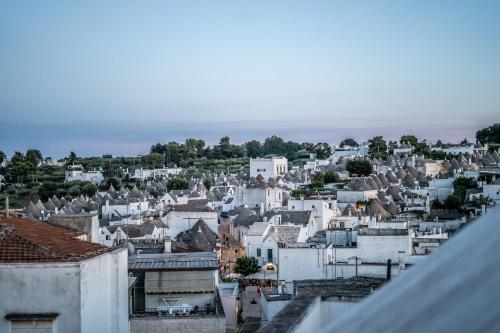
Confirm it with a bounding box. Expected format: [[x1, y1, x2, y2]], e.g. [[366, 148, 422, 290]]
[[65, 169, 104, 184], [0, 217, 128, 333], [250, 156, 288, 179]]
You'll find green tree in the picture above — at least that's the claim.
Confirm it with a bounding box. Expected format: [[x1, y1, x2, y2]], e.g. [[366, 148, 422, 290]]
[[245, 140, 264, 158], [324, 170, 340, 183], [150, 143, 164, 154], [263, 135, 286, 156], [310, 172, 325, 189], [25, 149, 42, 181], [346, 159, 372, 176], [400, 135, 418, 147], [26, 149, 42, 166], [368, 136, 387, 156], [203, 179, 212, 191], [82, 182, 98, 197], [39, 181, 58, 201], [471, 194, 492, 208], [476, 123, 500, 144], [8, 152, 34, 184], [234, 256, 260, 276], [339, 138, 358, 147], [102, 177, 121, 190], [314, 143, 332, 159], [167, 177, 190, 190], [102, 161, 123, 178], [445, 177, 478, 210], [67, 185, 81, 197], [141, 153, 164, 169], [0, 150, 5, 164], [68, 151, 77, 165]]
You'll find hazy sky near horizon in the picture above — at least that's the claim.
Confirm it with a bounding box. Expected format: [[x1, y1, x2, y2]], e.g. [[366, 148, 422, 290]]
[[1, 0, 499, 157]]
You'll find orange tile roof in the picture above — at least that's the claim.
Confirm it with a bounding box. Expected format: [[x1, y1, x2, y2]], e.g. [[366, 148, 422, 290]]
[[0, 217, 111, 263]]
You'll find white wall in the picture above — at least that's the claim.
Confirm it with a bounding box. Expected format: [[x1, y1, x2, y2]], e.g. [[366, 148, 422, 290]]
[[102, 201, 150, 219], [288, 199, 339, 230], [235, 187, 283, 212], [161, 211, 218, 238], [336, 190, 378, 203], [483, 184, 500, 202], [250, 157, 288, 179], [260, 295, 290, 323], [80, 249, 129, 333], [0, 249, 128, 333], [0, 264, 81, 333], [279, 247, 328, 282], [291, 297, 322, 333]]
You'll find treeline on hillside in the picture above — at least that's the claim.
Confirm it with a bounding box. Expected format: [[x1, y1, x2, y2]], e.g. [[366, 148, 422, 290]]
[[476, 123, 500, 147], [150, 135, 333, 166]]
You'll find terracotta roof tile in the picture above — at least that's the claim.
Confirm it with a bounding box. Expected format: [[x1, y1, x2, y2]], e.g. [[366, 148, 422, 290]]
[[0, 217, 111, 263]]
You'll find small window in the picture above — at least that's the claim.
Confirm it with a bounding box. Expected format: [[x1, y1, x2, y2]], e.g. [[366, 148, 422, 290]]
[[256, 248, 262, 257], [312, 205, 315, 209], [12, 321, 54, 333], [6, 313, 58, 333]]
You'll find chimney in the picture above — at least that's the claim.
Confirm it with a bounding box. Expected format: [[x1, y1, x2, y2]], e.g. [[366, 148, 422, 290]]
[[105, 200, 110, 218], [5, 196, 9, 217], [164, 236, 172, 253]]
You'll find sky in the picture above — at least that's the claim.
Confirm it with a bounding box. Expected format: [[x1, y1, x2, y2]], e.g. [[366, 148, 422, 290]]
[[1, 0, 499, 157]]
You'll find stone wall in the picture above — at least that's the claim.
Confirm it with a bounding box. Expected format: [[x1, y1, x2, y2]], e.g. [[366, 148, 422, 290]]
[[130, 316, 225, 333]]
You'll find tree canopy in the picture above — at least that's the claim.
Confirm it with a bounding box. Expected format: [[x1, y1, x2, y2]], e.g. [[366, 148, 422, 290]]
[[245, 140, 264, 158], [339, 138, 359, 147], [476, 123, 500, 144], [368, 136, 387, 158], [167, 177, 190, 190], [346, 159, 372, 176], [324, 170, 340, 183], [400, 135, 418, 147], [233, 256, 260, 276], [141, 153, 164, 169]]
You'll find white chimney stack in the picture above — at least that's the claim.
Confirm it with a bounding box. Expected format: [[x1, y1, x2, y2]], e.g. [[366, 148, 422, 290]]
[[164, 236, 172, 253], [5, 196, 9, 217]]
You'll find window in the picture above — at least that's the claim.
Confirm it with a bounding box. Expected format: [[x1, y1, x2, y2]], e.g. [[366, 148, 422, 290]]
[[267, 249, 273, 262], [6, 313, 58, 333], [256, 248, 262, 257], [257, 168, 266, 172], [12, 321, 54, 333]]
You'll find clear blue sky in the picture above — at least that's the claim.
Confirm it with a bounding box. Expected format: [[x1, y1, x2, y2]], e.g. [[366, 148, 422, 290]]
[[1, 0, 499, 157]]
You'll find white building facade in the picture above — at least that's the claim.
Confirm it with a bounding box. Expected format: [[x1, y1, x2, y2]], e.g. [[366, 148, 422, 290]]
[[250, 156, 288, 179]]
